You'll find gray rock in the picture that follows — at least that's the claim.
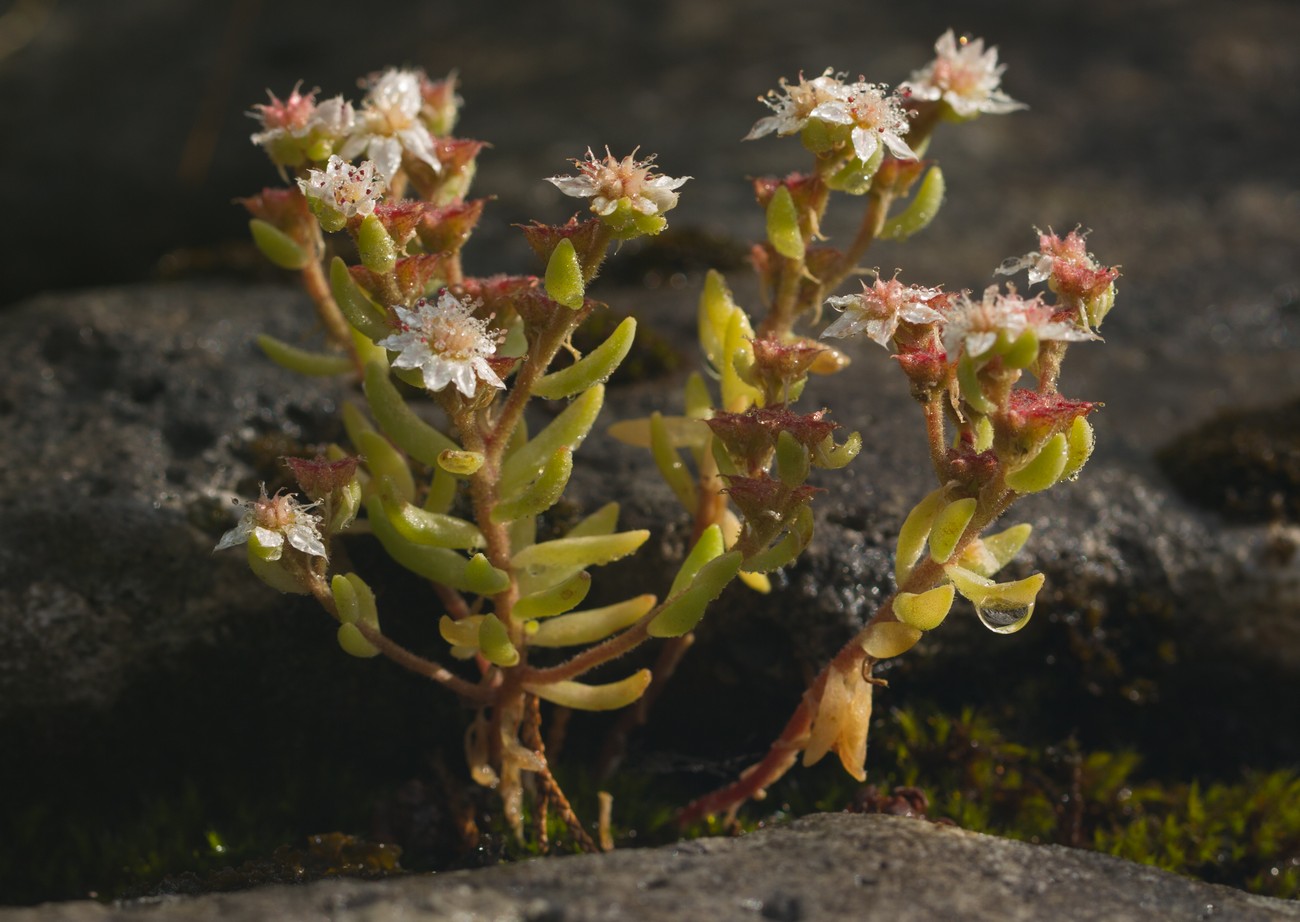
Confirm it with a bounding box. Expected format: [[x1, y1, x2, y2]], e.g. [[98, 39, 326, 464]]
[[3, 814, 1297, 922]]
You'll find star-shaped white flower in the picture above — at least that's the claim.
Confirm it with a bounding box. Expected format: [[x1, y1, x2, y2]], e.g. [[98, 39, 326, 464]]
[[547, 148, 690, 219], [941, 285, 1096, 361], [902, 30, 1026, 118], [823, 277, 946, 348], [378, 291, 505, 398], [296, 156, 387, 221], [808, 81, 918, 163], [339, 68, 441, 182], [215, 488, 327, 560], [745, 69, 850, 141]]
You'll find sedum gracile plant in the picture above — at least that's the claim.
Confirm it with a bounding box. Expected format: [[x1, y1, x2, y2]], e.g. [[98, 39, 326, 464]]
[[221, 31, 1119, 848]]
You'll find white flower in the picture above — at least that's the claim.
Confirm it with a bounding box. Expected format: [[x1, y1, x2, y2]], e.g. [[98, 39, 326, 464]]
[[745, 69, 850, 141], [547, 148, 690, 219], [902, 30, 1026, 118], [296, 156, 387, 220], [339, 68, 441, 182], [823, 277, 946, 347], [249, 84, 354, 146], [215, 488, 327, 560], [808, 81, 918, 163], [942, 285, 1096, 361], [378, 291, 505, 398]]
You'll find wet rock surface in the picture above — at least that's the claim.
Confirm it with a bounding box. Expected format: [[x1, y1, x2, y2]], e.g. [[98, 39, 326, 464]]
[[4, 814, 1298, 922], [3, 0, 1300, 910]]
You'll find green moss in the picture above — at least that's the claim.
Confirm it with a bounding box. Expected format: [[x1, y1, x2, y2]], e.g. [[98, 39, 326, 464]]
[[738, 706, 1300, 901]]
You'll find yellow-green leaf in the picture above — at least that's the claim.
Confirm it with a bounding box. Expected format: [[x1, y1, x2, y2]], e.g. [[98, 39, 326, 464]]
[[364, 362, 458, 466], [527, 595, 657, 648], [249, 218, 310, 270], [524, 670, 652, 711], [534, 317, 636, 399], [256, 334, 353, 376], [878, 166, 945, 241]]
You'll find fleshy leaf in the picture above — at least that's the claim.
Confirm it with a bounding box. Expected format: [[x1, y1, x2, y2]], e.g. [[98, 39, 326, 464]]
[[514, 570, 592, 620], [364, 362, 459, 466], [478, 613, 519, 666], [492, 448, 572, 523], [329, 256, 390, 342], [357, 213, 397, 274], [878, 166, 945, 241], [894, 584, 955, 631], [249, 218, 310, 270], [647, 551, 743, 638], [367, 496, 475, 589], [543, 237, 585, 310], [1061, 416, 1095, 481], [523, 670, 652, 711], [929, 497, 977, 564], [533, 317, 636, 399], [256, 334, 353, 376], [766, 185, 805, 260], [669, 525, 726, 597], [527, 595, 657, 647], [861, 621, 923, 659], [355, 430, 416, 503], [499, 385, 603, 497], [651, 412, 697, 509], [383, 497, 485, 549], [1005, 433, 1069, 493], [337, 622, 381, 658], [895, 486, 946, 584], [464, 552, 511, 595]]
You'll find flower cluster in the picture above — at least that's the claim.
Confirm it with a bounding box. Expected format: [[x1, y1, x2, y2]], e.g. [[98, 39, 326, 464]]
[[941, 284, 1096, 361], [250, 68, 456, 182], [296, 156, 387, 231], [746, 70, 916, 165]]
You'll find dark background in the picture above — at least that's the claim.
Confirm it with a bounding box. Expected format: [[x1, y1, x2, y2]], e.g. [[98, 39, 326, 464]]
[[3, 0, 1296, 322]]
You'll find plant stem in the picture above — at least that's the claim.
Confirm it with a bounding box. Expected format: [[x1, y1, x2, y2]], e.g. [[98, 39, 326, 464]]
[[677, 489, 1017, 824], [300, 258, 360, 368]]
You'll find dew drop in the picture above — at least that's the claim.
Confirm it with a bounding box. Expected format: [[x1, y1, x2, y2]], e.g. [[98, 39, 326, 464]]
[[976, 599, 1034, 634]]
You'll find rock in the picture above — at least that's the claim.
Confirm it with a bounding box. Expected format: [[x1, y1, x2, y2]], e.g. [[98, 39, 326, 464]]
[[3, 814, 1297, 922]]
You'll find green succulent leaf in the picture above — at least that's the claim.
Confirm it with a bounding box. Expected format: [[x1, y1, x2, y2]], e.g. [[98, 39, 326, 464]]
[[1005, 433, 1069, 494], [526, 594, 657, 648], [355, 430, 416, 503], [648, 550, 743, 638], [543, 237, 585, 309], [492, 448, 573, 523], [523, 670, 652, 711], [249, 218, 310, 270], [499, 385, 604, 497], [929, 497, 977, 564], [256, 334, 353, 377], [514, 570, 592, 620], [364, 362, 459, 466], [533, 317, 637, 400], [878, 165, 945, 241], [357, 213, 397, 274], [766, 185, 806, 260], [329, 256, 390, 342]]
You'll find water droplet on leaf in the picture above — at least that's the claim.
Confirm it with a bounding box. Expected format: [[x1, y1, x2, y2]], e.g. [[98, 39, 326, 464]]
[[975, 599, 1034, 634]]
